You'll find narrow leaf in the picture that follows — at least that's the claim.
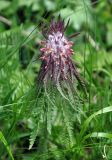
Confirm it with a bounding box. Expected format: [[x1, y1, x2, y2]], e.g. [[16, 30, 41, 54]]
[[0, 131, 14, 160], [80, 106, 112, 139]]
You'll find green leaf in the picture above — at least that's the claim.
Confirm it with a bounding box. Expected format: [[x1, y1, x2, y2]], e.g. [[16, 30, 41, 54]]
[[80, 106, 112, 139], [0, 1, 10, 11], [0, 131, 14, 160], [18, 0, 34, 7], [29, 125, 39, 150], [44, 0, 55, 11], [83, 132, 112, 142]]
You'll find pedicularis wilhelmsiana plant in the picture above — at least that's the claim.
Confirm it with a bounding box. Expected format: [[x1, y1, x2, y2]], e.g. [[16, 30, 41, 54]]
[[29, 16, 87, 156]]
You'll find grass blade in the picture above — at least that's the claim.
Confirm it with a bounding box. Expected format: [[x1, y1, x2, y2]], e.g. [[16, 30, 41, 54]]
[[80, 106, 112, 139], [0, 131, 14, 160]]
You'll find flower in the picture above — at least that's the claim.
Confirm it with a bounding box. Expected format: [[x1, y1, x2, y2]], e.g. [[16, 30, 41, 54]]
[[37, 16, 86, 95]]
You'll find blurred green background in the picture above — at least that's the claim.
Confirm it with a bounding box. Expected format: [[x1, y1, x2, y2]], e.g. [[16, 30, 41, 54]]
[[0, 0, 112, 160]]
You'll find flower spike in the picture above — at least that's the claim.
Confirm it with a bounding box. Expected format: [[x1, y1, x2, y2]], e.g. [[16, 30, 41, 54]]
[[38, 16, 87, 96]]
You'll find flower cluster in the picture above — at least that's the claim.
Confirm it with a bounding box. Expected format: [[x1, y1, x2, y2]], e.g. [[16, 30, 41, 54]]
[[38, 16, 86, 94]]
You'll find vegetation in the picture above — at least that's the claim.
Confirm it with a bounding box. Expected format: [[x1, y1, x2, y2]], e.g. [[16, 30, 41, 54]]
[[0, 0, 112, 159]]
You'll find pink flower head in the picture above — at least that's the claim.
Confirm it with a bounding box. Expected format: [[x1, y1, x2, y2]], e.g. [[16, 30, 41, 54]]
[[38, 16, 86, 95]]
